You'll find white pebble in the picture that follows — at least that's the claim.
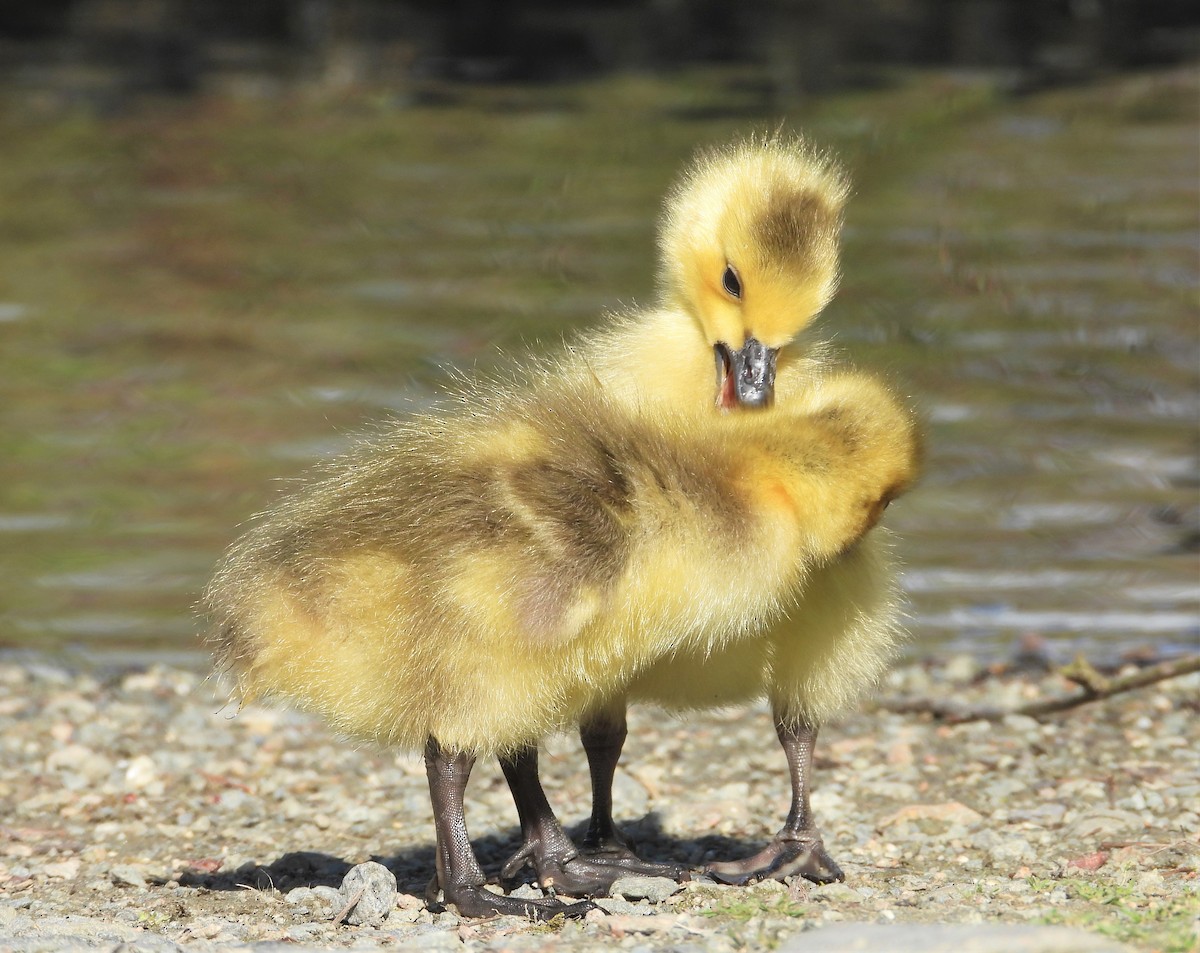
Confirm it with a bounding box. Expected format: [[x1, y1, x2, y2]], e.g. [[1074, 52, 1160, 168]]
[[123, 755, 158, 790]]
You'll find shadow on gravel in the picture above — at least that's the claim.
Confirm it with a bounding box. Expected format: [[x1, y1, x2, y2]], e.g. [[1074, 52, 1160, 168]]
[[178, 851, 358, 894], [176, 814, 768, 901]]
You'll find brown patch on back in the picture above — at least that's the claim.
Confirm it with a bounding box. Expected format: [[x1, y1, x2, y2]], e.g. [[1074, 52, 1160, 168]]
[[502, 432, 634, 585], [812, 405, 862, 454]]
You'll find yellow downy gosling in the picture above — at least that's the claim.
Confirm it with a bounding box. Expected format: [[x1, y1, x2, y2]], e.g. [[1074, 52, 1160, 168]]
[[202, 135, 920, 918]]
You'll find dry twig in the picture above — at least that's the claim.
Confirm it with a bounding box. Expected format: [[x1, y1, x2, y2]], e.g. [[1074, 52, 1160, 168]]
[[877, 653, 1200, 723], [331, 886, 366, 925]]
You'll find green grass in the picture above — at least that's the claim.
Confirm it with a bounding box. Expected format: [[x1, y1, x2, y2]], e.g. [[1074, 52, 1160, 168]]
[[1028, 875, 1200, 953], [689, 889, 814, 951], [697, 894, 810, 922]]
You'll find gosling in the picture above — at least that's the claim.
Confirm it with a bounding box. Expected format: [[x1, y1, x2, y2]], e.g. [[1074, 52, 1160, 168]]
[[202, 136, 920, 919], [556, 140, 915, 889]]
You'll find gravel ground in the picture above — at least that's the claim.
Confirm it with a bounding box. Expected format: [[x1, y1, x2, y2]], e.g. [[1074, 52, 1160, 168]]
[[0, 655, 1197, 952]]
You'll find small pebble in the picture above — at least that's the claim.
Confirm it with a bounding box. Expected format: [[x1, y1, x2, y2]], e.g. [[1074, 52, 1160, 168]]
[[595, 897, 650, 916], [109, 865, 149, 888], [43, 859, 81, 880], [337, 861, 397, 926], [123, 755, 158, 790], [609, 876, 682, 903]]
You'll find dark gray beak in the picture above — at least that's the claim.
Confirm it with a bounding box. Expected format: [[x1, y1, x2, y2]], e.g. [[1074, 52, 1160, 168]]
[[714, 337, 778, 410]]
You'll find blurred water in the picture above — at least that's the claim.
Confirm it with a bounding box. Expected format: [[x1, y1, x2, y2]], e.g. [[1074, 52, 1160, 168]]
[[0, 69, 1196, 666], [853, 91, 1199, 664]]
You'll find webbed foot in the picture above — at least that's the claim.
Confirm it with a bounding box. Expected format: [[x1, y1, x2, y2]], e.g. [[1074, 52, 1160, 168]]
[[577, 834, 690, 881], [500, 743, 688, 898], [501, 843, 621, 897], [441, 882, 597, 920], [705, 832, 844, 886], [503, 840, 688, 897]]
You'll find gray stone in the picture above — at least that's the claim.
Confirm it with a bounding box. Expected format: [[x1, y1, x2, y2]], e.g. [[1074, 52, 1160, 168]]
[[108, 864, 149, 888], [609, 875, 683, 903], [594, 897, 651, 916], [986, 836, 1037, 864], [337, 860, 397, 926], [284, 922, 327, 940], [1066, 809, 1147, 840], [779, 923, 1134, 952], [403, 926, 465, 950], [983, 777, 1028, 802], [45, 744, 113, 782], [312, 884, 342, 908], [1015, 803, 1068, 827], [812, 882, 862, 903], [1001, 714, 1042, 734], [284, 884, 339, 917], [284, 885, 315, 904]]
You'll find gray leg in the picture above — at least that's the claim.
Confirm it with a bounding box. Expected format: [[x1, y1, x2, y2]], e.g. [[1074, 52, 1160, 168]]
[[579, 707, 634, 855], [705, 716, 844, 885], [578, 706, 689, 878], [423, 738, 595, 918], [499, 743, 668, 896]]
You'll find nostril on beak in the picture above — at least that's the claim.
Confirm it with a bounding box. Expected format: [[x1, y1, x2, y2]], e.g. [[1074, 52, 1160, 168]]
[[715, 339, 776, 409], [732, 338, 777, 409]]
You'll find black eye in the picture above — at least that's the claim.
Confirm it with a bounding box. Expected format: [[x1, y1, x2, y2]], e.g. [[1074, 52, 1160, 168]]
[[722, 264, 742, 299]]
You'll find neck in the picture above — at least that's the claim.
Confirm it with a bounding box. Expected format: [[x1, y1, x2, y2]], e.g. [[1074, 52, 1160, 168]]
[[583, 307, 716, 415]]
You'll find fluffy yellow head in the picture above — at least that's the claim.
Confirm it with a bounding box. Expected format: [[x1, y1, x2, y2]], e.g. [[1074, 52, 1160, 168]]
[[658, 136, 849, 352]]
